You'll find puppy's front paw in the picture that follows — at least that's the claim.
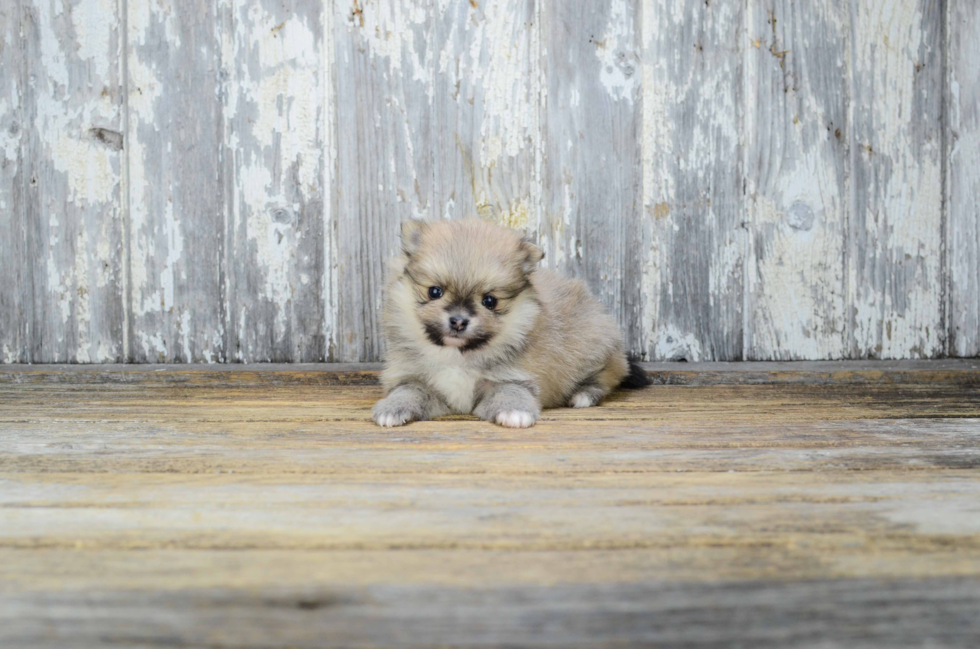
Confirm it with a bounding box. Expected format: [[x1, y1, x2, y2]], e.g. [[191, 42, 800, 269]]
[[372, 399, 415, 428], [494, 410, 536, 428], [374, 411, 412, 427], [568, 386, 605, 409]]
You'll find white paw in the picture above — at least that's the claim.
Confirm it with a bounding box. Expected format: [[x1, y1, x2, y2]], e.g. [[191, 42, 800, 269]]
[[373, 410, 412, 427], [570, 392, 594, 408], [495, 410, 536, 428]]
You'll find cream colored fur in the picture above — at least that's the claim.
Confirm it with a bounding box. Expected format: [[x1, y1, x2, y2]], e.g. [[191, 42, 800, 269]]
[[373, 219, 630, 428]]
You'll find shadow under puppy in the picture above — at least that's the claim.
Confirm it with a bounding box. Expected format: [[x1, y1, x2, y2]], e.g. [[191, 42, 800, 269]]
[[373, 219, 649, 428]]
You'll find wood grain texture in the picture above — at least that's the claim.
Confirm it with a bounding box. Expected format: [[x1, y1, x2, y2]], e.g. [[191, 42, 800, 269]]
[[3, 358, 980, 387], [22, 0, 126, 362], [3, 577, 979, 648], [848, 0, 944, 359], [126, 0, 224, 362], [222, 0, 329, 362], [4, 399, 980, 476], [331, 0, 539, 363], [431, 0, 539, 231], [641, 0, 744, 361], [543, 0, 644, 355], [332, 0, 436, 362], [1, 372, 980, 646], [0, 1, 30, 363], [3, 0, 980, 364], [947, 0, 980, 357], [744, 1, 848, 360]]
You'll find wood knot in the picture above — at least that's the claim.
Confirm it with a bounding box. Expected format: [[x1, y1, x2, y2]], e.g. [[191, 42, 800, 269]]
[[89, 127, 123, 151]]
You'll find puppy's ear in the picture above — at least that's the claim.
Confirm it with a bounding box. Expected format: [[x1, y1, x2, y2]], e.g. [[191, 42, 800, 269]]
[[520, 237, 544, 273], [401, 219, 426, 256]]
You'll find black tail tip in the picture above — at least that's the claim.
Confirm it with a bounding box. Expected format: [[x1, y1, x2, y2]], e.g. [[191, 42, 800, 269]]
[[619, 360, 650, 390]]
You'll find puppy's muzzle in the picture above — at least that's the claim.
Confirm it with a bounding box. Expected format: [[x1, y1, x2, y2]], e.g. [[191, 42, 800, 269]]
[[449, 316, 469, 332]]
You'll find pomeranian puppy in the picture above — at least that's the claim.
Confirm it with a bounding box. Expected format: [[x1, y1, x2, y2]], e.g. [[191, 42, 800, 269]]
[[372, 218, 649, 428]]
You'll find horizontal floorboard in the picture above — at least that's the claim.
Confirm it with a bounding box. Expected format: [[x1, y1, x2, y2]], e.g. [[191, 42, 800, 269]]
[[2, 359, 980, 386], [3, 579, 980, 649], [1, 364, 979, 646]]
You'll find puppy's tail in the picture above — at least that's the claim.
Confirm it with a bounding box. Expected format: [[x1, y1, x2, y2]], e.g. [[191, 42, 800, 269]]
[[618, 359, 650, 390]]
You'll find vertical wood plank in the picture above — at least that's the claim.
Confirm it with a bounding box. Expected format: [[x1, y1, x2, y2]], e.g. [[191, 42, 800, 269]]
[[323, 0, 338, 364], [127, 0, 225, 362], [947, 0, 980, 357], [848, 0, 944, 359], [641, 0, 744, 361], [544, 0, 643, 355], [222, 0, 328, 362], [4, 0, 974, 364], [22, 0, 126, 362], [430, 0, 539, 234], [744, 1, 848, 360], [333, 0, 436, 362], [0, 2, 31, 363]]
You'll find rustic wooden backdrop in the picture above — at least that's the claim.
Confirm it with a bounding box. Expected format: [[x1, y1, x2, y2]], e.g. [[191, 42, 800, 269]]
[[0, 0, 977, 363]]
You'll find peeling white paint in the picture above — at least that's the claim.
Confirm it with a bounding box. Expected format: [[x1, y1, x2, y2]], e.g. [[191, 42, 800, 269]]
[[128, 0, 180, 48], [240, 162, 295, 333], [26, 0, 122, 362], [641, 0, 741, 360], [35, 0, 118, 207], [126, 55, 163, 123], [947, 3, 980, 356], [48, 129, 117, 205], [74, 227, 94, 362], [138, 331, 168, 360], [745, 21, 846, 360], [348, 0, 430, 77], [36, 0, 69, 91], [125, 0, 217, 361], [96, 219, 114, 289], [226, 3, 323, 345], [494, 197, 531, 231], [0, 100, 19, 162], [126, 28, 164, 319], [640, 65, 674, 209], [72, 0, 116, 80], [246, 17, 320, 191], [528, 5, 544, 255], [0, 84, 18, 235], [743, 0, 848, 361], [177, 308, 192, 362], [470, 0, 535, 165], [7, 0, 973, 364], [850, 0, 943, 358], [160, 194, 183, 311], [597, 0, 638, 102], [654, 326, 702, 362]]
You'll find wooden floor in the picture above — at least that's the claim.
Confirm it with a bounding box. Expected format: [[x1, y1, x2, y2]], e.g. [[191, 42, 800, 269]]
[[2, 362, 980, 648]]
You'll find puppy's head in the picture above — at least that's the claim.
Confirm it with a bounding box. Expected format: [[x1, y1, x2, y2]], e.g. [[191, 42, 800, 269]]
[[396, 219, 543, 352]]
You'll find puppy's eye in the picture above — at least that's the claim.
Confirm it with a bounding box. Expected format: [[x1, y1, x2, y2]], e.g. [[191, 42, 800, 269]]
[[427, 286, 444, 300], [482, 294, 497, 310]]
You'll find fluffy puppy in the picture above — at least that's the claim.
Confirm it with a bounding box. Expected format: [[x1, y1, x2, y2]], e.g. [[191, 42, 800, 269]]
[[373, 218, 648, 428]]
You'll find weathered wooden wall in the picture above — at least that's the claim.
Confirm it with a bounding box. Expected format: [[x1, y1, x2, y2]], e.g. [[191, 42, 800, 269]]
[[0, 0, 977, 363]]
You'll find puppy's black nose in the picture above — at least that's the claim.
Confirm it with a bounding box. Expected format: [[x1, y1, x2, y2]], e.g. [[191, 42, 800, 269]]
[[449, 316, 469, 332]]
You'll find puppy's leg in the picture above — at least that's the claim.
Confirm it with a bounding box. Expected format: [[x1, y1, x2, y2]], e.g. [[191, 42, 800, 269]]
[[568, 384, 605, 408], [373, 382, 447, 427], [567, 353, 629, 408], [474, 381, 541, 429]]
